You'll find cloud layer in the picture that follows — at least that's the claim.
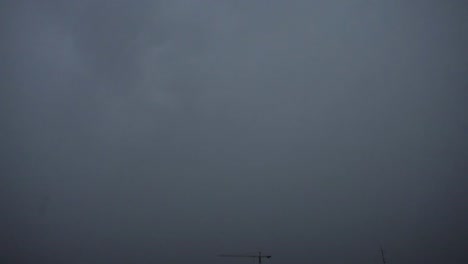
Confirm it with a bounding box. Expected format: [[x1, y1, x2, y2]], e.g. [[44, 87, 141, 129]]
[[1, 1, 468, 263]]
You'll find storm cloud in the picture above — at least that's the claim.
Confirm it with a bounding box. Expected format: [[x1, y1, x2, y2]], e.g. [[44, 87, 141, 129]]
[[1, 1, 468, 264]]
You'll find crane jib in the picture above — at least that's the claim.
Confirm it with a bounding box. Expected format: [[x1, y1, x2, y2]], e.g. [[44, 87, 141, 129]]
[[218, 252, 271, 264]]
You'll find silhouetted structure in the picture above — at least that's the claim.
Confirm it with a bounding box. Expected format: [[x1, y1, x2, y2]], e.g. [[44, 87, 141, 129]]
[[380, 246, 387, 264], [219, 252, 271, 264]]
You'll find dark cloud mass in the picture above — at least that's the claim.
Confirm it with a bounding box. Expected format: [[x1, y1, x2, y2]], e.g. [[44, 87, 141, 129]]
[[1, 1, 468, 264]]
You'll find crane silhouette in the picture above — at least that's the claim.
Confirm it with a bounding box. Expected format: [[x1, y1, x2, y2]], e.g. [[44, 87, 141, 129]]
[[218, 252, 271, 264]]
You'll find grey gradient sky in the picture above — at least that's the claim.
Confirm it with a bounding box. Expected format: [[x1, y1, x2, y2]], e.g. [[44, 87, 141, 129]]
[[1, 1, 468, 264]]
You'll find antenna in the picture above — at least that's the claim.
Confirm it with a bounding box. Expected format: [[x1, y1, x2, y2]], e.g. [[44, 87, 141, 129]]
[[380, 246, 387, 264], [219, 251, 271, 264]]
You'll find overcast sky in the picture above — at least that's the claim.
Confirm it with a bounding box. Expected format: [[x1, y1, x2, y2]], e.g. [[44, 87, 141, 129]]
[[1, 1, 468, 264]]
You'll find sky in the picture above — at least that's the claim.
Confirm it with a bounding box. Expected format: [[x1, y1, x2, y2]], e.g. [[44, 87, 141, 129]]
[[1, 1, 468, 264]]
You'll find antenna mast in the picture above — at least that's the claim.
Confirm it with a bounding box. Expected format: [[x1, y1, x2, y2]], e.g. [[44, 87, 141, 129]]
[[380, 246, 387, 264]]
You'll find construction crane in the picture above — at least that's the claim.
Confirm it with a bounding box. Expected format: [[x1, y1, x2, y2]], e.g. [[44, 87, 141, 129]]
[[218, 252, 272, 264]]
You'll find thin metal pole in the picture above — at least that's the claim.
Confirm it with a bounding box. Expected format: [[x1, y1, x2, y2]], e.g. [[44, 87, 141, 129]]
[[380, 246, 387, 264]]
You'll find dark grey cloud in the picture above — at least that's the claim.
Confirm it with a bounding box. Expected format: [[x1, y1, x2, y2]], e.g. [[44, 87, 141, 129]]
[[1, 1, 468, 264]]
